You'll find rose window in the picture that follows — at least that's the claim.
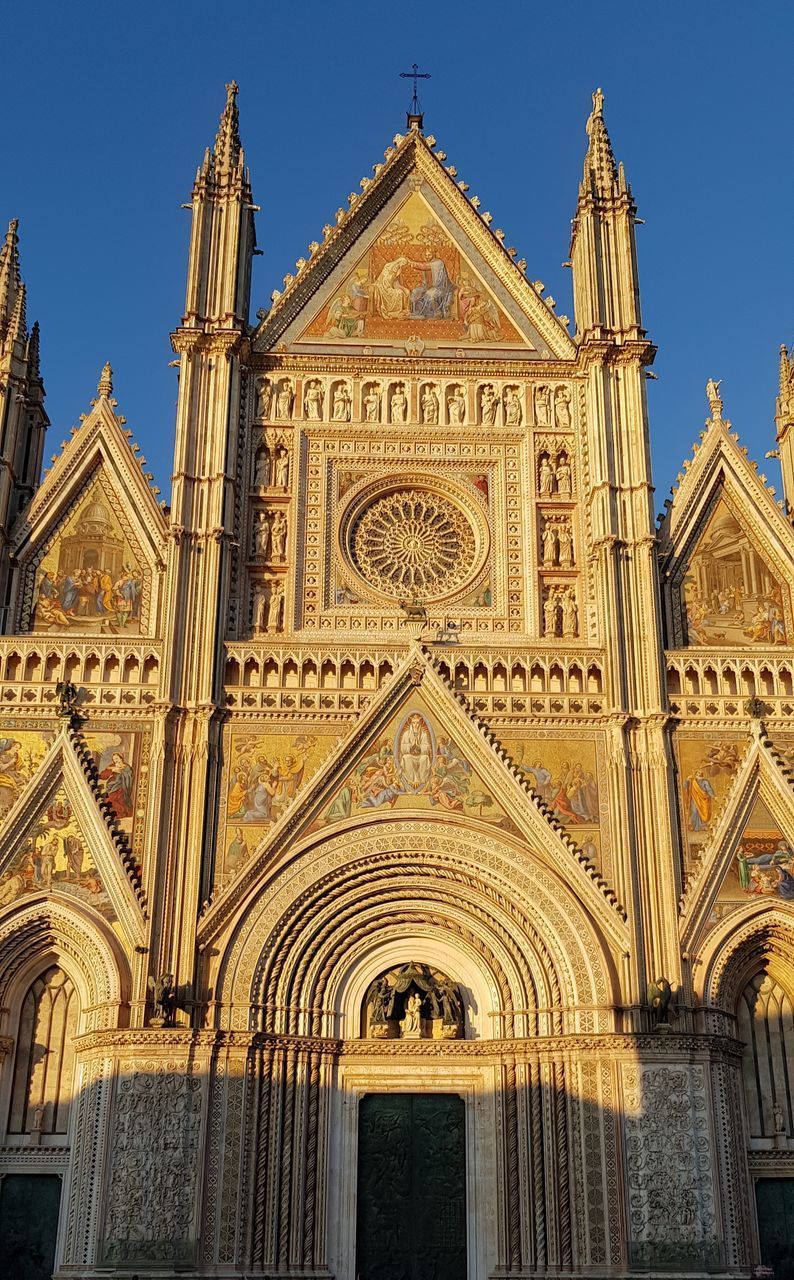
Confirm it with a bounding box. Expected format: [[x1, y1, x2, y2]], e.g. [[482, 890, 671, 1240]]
[[350, 489, 478, 597]]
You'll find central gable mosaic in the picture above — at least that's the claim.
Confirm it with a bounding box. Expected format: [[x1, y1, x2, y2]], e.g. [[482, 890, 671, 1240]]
[[299, 190, 527, 352]]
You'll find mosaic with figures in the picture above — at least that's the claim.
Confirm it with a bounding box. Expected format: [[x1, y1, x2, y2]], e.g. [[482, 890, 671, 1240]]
[[677, 734, 794, 934], [681, 496, 788, 647], [312, 701, 516, 836], [0, 726, 144, 851], [303, 191, 522, 347], [27, 479, 146, 634]]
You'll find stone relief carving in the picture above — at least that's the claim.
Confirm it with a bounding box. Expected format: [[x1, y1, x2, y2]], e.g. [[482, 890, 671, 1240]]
[[365, 961, 464, 1040], [252, 577, 285, 634], [101, 1061, 203, 1266], [623, 1065, 718, 1269], [304, 378, 324, 421], [389, 382, 408, 423], [504, 385, 522, 426], [363, 381, 382, 422], [543, 585, 579, 638], [331, 381, 352, 422], [252, 511, 270, 558], [537, 448, 574, 498], [554, 385, 572, 429], [534, 384, 552, 425], [447, 384, 466, 425], [556, 451, 572, 497], [480, 383, 499, 426], [254, 376, 273, 421], [275, 378, 294, 419], [420, 383, 440, 425]]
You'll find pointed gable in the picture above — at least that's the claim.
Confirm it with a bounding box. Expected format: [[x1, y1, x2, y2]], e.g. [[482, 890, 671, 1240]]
[[679, 726, 794, 953], [0, 728, 145, 946], [253, 129, 575, 361], [659, 399, 794, 649], [7, 367, 167, 637]]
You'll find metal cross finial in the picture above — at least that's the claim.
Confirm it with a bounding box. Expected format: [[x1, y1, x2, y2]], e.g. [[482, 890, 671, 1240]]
[[400, 63, 431, 120]]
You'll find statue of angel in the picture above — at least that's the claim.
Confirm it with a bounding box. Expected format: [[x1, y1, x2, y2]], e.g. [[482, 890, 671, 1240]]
[[647, 975, 680, 1028], [148, 972, 176, 1026]]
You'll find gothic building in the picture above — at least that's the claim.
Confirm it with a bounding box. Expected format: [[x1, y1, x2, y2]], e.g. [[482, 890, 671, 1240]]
[[0, 82, 793, 1279]]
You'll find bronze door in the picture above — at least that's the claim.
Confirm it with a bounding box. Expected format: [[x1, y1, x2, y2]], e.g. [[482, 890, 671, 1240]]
[[756, 1178, 794, 1278], [0, 1174, 61, 1280], [356, 1092, 466, 1280]]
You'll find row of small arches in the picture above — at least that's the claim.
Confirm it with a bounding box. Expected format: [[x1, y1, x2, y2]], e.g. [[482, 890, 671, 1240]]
[[224, 653, 604, 695], [667, 661, 794, 699], [1, 649, 160, 686]]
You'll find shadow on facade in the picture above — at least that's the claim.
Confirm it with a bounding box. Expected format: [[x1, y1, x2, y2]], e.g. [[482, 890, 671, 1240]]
[[0, 1027, 791, 1280]]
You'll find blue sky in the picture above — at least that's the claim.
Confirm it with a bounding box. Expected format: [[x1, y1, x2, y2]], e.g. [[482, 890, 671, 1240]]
[[4, 2, 792, 507]]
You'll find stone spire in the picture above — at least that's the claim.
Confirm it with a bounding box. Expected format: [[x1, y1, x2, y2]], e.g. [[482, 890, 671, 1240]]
[[212, 80, 243, 178], [0, 219, 21, 338], [774, 343, 794, 514], [27, 320, 41, 382], [570, 88, 643, 341], [6, 279, 26, 347], [0, 219, 48, 593], [581, 87, 621, 197]]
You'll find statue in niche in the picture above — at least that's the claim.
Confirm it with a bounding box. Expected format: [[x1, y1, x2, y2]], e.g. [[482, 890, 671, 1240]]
[[252, 511, 270, 557], [370, 977, 393, 1035], [557, 521, 574, 568], [421, 385, 439, 425], [504, 386, 522, 426], [148, 972, 176, 1026], [364, 385, 381, 422], [554, 385, 572, 429], [390, 383, 408, 423], [480, 383, 499, 426], [561, 587, 578, 638], [254, 446, 271, 488], [534, 383, 551, 425], [252, 582, 267, 633], [255, 376, 273, 420], [430, 976, 463, 1029], [543, 588, 560, 638], [332, 383, 351, 421], [538, 454, 554, 496], [400, 991, 423, 1038], [270, 510, 287, 561], [555, 453, 572, 497], [276, 379, 294, 419], [773, 1101, 786, 1135], [541, 522, 558, 567], [304, 379, 324, 421], [275, 447, 290, 489], [448, 385, 466, 425], [267, 579, 284, 632], [30, 1101, 46, 1137]]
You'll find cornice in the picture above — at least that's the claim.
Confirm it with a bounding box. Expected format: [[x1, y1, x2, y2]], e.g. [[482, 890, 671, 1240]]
[[71, 1026, 744, 1062]]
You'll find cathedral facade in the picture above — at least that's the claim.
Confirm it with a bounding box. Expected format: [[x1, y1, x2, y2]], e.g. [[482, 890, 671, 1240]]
[[0, 83, 793, 1279]]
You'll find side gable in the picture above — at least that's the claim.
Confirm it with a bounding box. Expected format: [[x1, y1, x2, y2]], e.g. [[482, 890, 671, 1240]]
[[252, 128, 576, 362], [658, 409, 794, 649], [0, 726, 146, 946], [7, 372, 168, 637], [680, 725, 794, 955]]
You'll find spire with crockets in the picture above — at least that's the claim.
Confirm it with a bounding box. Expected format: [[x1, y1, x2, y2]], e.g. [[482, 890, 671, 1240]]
[[0, 218, 48, 603]]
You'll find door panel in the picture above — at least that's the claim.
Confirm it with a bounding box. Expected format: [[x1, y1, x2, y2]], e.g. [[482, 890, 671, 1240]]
[[756, 1177, 794, 1279], [0, 1174, 61, 1280], [356, 1093, 466, 1280]]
